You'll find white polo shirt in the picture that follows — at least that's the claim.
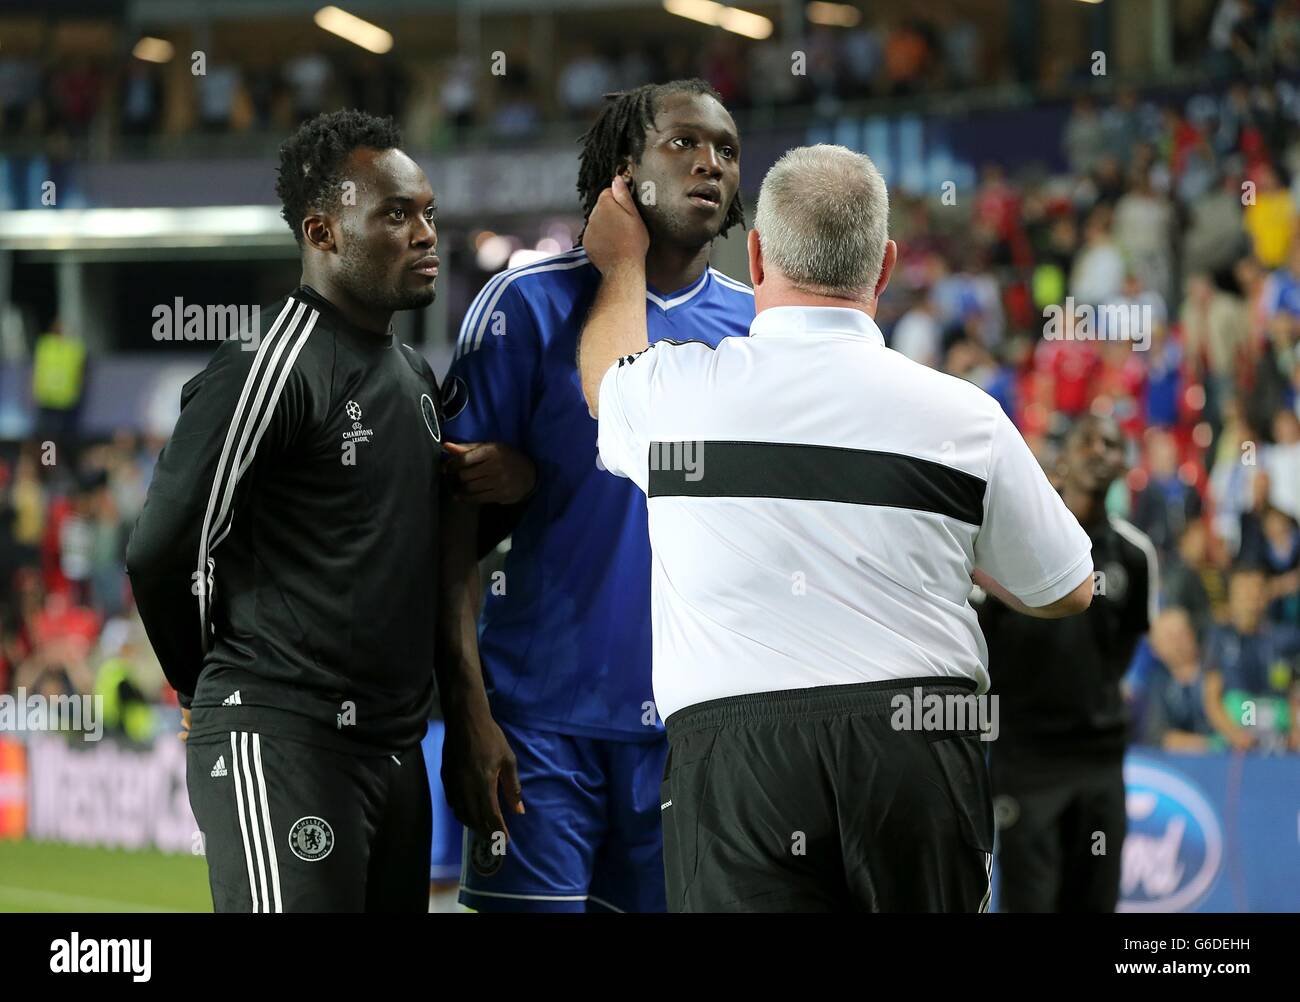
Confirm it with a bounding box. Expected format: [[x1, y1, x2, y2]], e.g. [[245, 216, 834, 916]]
[[598, 304, 1093, 722]]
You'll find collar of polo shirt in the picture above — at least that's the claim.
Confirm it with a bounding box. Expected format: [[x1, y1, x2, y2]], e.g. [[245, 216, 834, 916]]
[[748, 306, 886, 346]]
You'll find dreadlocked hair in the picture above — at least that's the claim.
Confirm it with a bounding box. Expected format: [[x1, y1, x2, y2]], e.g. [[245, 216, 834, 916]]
[[575, 79, 745, 243], [276, 109, 403, 245]]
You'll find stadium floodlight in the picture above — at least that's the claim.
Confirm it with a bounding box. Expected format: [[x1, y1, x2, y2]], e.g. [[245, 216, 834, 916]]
[[663, 0, 774, 40], [132, 36, 175, 63], [313, 6, 394, 54], [806, 2, 861, 28], [0, 206, 293, 252]]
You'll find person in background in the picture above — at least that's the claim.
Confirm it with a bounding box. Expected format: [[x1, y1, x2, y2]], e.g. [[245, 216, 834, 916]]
[[1202, 564, 1300, 752], [1141, 608, 1221, 752], [1132, 428, 1203, 553], [1182, 270, 1247, 434], [890, 287, 943, 369], [1142, 317, 1183, 431], [1239, 503, 1300, 626], [581, 144, 1093, 913], [16, 588, 99, 700], [94, 624, 158, 745], [0, 450, 45, 608], [1242, 163, 1295, 269], [1162, 518, 1227, 640], [57, 478, 95, 608], [1070, 207, 1125, 305], [440, 80, 753, 914], [1261, 408, 1300, 521], [31, 318, 87, 448], [1034, 312, 1101, 420], [1208, 398, 1259, 556], [86, 469, 126, 620], [981, 415, 1157, 913]]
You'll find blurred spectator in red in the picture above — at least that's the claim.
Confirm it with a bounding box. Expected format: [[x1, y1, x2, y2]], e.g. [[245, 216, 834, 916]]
[[1035, 323, 1101, 419], [1094, 340, 1146, 440], [973, 164, 1023, 266], [17, 588, 99, 699]]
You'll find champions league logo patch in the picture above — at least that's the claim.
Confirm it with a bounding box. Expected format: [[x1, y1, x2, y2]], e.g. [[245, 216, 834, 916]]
[[470, 831, 505, 877], [288, 816, 335, 862], [420, 393, 442, 443], [440, 375, 468, 421]]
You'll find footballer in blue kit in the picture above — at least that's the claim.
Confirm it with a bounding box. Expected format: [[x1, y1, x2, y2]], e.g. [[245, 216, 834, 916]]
[[440, 80, 754, 911]]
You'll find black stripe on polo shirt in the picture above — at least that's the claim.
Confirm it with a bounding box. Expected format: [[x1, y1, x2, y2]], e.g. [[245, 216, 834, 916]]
[[646, 440, 987, 525], [618, 338, 718, 367]]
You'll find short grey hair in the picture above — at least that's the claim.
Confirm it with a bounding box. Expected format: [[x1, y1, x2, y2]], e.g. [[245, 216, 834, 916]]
[[753, 144, 890, 298]]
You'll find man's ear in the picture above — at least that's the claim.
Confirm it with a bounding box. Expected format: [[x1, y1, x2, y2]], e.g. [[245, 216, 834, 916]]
[[874, 239, 898, 302], [302, 213, 335, 254], [747, 228, 764, 288]]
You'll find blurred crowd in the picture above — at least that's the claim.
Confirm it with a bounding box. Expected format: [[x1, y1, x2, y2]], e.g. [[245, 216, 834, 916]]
[[878, 75, 1300, 754], [0, 425, 170, 744], [7, 2, 1300, 154], [3, 60, 1300, 754], [3, 26, 990, 153]]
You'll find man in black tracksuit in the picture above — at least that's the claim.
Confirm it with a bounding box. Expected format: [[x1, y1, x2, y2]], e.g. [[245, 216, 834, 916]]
[[127, 111, 519, 912], [979, 415, 1157, 912]]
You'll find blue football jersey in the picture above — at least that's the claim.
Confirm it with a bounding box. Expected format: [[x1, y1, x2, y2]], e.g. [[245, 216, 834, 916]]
[[443, 247, 755, 740]]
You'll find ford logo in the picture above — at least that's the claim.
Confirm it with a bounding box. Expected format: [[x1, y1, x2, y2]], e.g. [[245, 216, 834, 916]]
[[1119, 758, 1223, 912]]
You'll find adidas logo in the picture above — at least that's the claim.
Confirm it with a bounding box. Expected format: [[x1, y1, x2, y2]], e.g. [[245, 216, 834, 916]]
[[210, 755, 228, 778], [221, 690, 242, 706]]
